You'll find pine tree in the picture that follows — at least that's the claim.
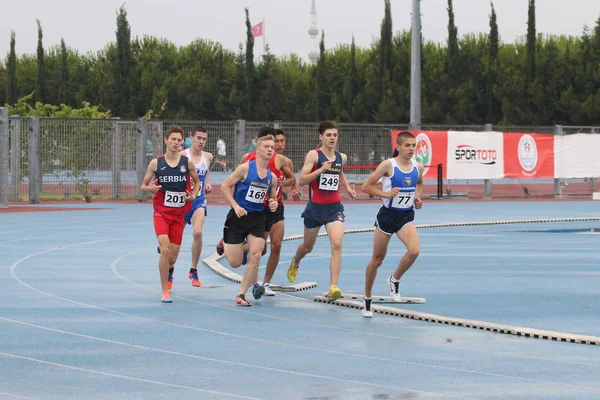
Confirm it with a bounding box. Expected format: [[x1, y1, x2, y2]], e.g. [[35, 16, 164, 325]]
[[379, 0, 393, 101], [115, 6, 134, 117], [316, 30, 327, 120], [447, 0, 459, 86], [526, 0, 536, 84], [244, 8, 255, 119], [487, 2, 500, 122], [58, 39, 69, 105], [36, 20, 45, 103], [7, 31, 17, 105]]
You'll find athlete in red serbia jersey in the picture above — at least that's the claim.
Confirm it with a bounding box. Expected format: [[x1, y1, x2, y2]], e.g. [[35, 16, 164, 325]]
[[141, 126, 200, 303]]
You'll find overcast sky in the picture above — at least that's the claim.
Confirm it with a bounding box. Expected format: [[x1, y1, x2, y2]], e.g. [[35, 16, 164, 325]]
[[1, 0, 599, 62]]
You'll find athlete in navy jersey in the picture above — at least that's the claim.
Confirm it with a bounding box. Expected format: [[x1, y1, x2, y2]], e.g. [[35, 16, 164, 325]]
[[180, 126, 213, 288], [141, 126, 201, 303], [220, 135, 279, 306], [287, 121, 356, 302], [360, 131, 424, 318]]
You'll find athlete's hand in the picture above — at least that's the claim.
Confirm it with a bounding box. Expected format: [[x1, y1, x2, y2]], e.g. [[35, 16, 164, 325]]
[[268, 198, 278, 212], [146, 184, 161, 194], [388, 187, 400, 199], [320, 161, 332, 173], [291, 189, 301, 201], [205, 183, 213, 194], [234, 205, 248, 218], [347, 188, 357, 199], [184, 190, 196, 202], [414, 197, 423, 209]]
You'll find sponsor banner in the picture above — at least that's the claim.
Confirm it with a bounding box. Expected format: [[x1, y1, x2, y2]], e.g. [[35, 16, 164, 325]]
[[503, 133, 554, 178], [554, 134, 600, 178], [446, 131, 504, 179], [391, 130, 448, 179]]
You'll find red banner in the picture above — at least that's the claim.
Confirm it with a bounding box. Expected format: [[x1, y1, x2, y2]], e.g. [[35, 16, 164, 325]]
[[391, 130, 448, 179], [503, 133, 554, 178]]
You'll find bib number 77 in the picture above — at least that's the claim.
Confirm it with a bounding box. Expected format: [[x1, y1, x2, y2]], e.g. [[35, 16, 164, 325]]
[[391, 191, 415, 209]]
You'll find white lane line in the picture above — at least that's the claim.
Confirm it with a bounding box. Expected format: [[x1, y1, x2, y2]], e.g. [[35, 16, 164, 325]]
[[0, 351, 261, 400]]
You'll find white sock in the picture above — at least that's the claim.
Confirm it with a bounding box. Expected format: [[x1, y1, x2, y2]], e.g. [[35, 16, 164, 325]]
[[390, 276, 398, 283]]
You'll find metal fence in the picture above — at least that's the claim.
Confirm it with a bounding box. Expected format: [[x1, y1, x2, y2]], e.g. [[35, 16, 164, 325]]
[[0, 113, 598, 205]]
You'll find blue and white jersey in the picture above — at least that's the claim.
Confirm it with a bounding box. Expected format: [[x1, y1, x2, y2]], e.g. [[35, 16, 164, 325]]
[[185, 149, 208, 203], [233, 160, 273, 213], [382, 158, 419, 211]]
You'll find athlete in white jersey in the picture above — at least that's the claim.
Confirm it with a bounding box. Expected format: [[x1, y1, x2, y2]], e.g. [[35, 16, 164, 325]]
[[360, 131, 424, 318], [179, 127, 213, 288]]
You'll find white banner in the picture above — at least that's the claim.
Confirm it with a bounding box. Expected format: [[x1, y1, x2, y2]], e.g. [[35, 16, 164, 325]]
[[554, 134, 600, 178], [446, 131, 504, 179]]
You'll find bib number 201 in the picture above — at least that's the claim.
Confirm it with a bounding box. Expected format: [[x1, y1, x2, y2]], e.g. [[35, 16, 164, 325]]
[[164, 191, 185, 207]]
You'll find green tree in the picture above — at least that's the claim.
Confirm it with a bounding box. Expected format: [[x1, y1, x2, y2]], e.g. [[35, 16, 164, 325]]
[[527, 0, 536, 85], [379, 0, 393, 102], [58, 39, 69, 104], [316, 30, 328, 120], [447, 0, 459, 86], [36, 20, 45, 103], [487, 2, 500, 122], [114, 6, 134, 117], [7, 31, 17, 105], [244, 8, 256, 119]]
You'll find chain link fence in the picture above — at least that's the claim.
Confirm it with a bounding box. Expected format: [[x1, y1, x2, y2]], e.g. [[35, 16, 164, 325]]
[[2, 117, 599, 203]]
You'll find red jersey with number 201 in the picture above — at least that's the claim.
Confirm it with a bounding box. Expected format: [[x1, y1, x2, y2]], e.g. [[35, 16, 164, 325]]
[[153, 155, 191, 216], [310, 148, 343, 204], [246, 152, 284, 205]]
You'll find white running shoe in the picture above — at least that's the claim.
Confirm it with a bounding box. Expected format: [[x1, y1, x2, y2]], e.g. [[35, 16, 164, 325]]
[[386, 275, 402, 302], [263, 283, 276, 296], [362, 298, 373, 318]]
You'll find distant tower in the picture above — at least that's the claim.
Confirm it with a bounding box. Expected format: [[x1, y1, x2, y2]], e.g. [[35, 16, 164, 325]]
[[308, 0, 319, 63]]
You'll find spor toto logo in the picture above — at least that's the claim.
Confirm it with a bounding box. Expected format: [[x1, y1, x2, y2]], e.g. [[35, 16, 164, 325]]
[[518, 134, 538, 172], [454, 145, 497, 165], [414, 133, 432, 175]]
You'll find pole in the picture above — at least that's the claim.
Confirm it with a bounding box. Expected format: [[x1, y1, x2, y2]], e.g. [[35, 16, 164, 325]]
[[409, 0, 422, 130], [263, 18, 266, 56]]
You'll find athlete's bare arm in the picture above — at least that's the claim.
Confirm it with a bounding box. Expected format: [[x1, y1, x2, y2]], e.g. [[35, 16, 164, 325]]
[[362, 160, 398, 199], [221, 163, 250, 217], [267, 175, 279, 212], [273, 154, 295, 187], [286, 157, 301, 200], [238, 153, 249, 165], [415, 162, 424, 209], [204, 151, 213, 193], [339, 172, 356, 199], [187, 158, 201, 202], [299, 150, 328, 186], [140, 159, 160, 193]]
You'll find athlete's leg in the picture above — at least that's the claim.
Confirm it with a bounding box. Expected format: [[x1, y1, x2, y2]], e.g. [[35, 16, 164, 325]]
[[324, 220, 344, 287], [364, 227, 392, 298], [238, 234, 266, 296], [393, 222, 420, 280], [263, 219, 284, 283], [293, 226, 320, 264], [190, 208, 206, 270], [157, 234, 172, 293]]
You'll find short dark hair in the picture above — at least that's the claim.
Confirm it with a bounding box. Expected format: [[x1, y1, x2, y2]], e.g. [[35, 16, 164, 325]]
[[190, 126, 207, 136], [393, 131, 415, 157], [274, 128, 285, 136], [396, 131, 415, 145], [165, 125, 184, 139], [257, 126, 276, 138], [318, 120, 338, 135]]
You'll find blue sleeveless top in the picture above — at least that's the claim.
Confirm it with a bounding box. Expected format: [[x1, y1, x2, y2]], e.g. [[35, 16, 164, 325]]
[[381, 158, 419, 211], [233, 160, 273, 212]]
